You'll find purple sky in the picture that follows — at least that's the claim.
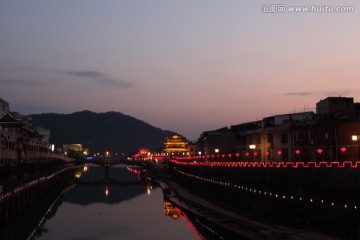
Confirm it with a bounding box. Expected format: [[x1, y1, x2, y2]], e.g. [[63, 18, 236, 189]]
[[1, 1, 359, 140]]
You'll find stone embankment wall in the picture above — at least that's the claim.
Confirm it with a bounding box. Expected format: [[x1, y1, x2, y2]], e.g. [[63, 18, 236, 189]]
[[170, 160, 360, 238], [0, 167, 76, 223]]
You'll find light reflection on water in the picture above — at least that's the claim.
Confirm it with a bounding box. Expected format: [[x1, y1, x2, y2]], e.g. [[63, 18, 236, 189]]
[[35, 166, 204, 240]]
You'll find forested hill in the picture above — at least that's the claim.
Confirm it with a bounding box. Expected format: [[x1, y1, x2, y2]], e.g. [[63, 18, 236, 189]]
[[30, 110, 175, 154]]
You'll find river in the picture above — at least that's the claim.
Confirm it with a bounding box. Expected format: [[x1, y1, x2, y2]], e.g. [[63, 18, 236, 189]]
[[22, 164, 207, 240]]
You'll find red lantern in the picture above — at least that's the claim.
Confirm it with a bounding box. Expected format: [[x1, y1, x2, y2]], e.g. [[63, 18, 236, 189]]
[[228, 154, 232, 158], [236, 153, 240, 157], [340, 147, 347, 153], [245, 152, 250, 157], [265, 151, 270, 156], [277, 150, 282, 155], [317, 148, 323, 154], [253, 152, 258, 157], [295, 149, 301, 155]]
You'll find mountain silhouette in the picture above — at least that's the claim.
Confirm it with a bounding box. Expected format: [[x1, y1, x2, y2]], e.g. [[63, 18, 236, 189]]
[[30, 110, 175, 154]]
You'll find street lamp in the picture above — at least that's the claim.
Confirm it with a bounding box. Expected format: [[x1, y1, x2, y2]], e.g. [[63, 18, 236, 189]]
[[214, 149, 219, 161], [249, 144, 256, 161], [352, 134, 360, 161]]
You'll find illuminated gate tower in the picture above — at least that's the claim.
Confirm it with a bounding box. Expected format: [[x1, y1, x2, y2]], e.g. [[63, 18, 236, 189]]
[[164, 134, 188, 156]]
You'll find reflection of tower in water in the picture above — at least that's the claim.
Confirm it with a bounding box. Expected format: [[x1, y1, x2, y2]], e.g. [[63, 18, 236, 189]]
[[104, 185, 109, 197], [163, 201, 208, 240], [163, 201, 183, 220]]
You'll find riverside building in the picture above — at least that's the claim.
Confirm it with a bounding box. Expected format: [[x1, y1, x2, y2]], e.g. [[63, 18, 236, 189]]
[[0, 98, 69, 164], [198, 96, 360, 162]]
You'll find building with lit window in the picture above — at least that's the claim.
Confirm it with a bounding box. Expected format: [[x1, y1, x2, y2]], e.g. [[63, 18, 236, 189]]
[[187, 142, 198, 156], [198, 96, 360, 162], [198, 127, 235, 155], [232, 112, 315, 161], [164, 134, 188, 155], [0, 113, 54, 164], [63, 144, 89, 159], [131, 148, 151, 160]]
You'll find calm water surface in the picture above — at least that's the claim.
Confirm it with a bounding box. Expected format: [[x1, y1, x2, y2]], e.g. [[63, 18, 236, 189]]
[[35, 165, 203, 240]]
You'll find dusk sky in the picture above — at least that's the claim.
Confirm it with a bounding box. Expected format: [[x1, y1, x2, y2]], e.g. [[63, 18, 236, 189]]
[[1, 1, 359, 140]]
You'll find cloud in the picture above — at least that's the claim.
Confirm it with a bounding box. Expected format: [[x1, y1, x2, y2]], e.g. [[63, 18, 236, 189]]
[[64, 71, 132, 88], [0, 66, 132, 88], [0, 79, 43, 86], [65, 71, 104, 78], [284, 92, 313, 96]]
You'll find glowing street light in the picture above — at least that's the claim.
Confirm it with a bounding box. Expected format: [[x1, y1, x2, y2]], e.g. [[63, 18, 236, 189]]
[[352, 134, 360, 161], [249, 145, 256, 161]]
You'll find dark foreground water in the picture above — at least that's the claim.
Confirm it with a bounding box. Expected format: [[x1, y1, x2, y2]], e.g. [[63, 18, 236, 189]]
[[1, 165, 207, 240]]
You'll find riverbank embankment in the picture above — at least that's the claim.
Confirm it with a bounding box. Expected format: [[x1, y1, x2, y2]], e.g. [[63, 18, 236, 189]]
[[151, 167, 336, 240]]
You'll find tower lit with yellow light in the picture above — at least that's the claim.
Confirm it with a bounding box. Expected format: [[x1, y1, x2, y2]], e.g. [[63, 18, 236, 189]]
[[164, 134, 188, 155]]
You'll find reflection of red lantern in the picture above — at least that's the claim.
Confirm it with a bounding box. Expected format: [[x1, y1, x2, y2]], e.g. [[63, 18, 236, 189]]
[[265, 151, 270, 156], [211, 154, 215, 158], [295, 149, 301, 155], [236, 153, 240, 157], [245, 152, 250, 157], [221, 154, 225, 158], [228, 154, 232, 158], [317, 148, 323, 154], [340, 147, 347, 153], [277, 150, 282, 155], [253, 152, 258, 156]]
